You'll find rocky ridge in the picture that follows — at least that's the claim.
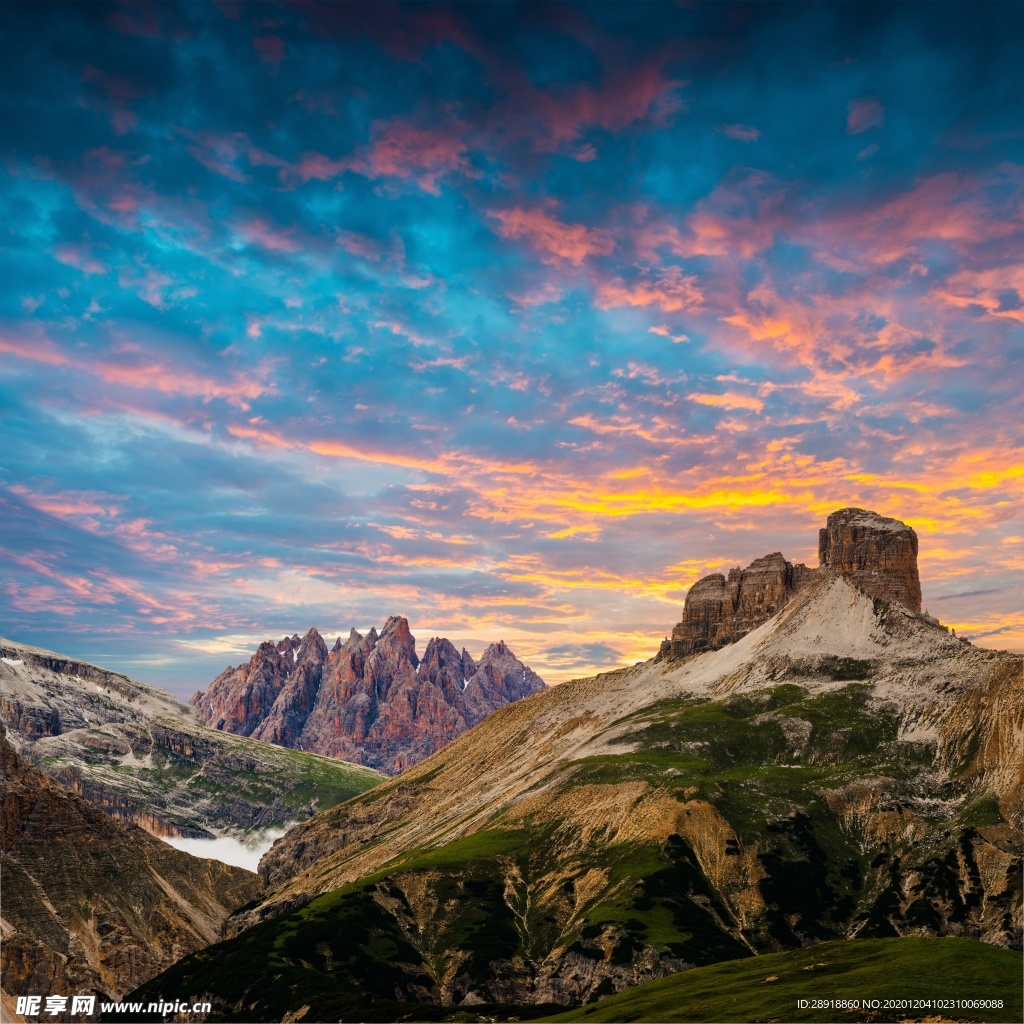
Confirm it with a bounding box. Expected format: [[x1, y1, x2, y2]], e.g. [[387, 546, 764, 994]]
[[661, 507, 922, 659], [0, 726, 258, 1011], [190, 618, 546, 774], [131, 508, 1022, 1020], [0, 639, 382, 841]]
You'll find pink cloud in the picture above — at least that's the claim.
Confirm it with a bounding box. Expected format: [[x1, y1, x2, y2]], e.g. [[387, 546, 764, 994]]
[[234, 216, 301, 253], [10, 485, 124, 533], [81, 64, 150, 135], [936, 265, 1024, 324], [286, 151, 348, 184], [489, 205, 614, 265], [92, 358, 272, 409], [594, 266, 703, 313], [350, 118, 472, 195], [509, 282, 566, 309], [336, 230, 387, 262], [0, 329, 70, 367], [178, 129, 286, 183], [716, 123, 761, 141], [281, 120, 471, 194], [253, 34, 286, 67], [1, 327, 273, 410], [649, 325, 689, 343], [53, 241, 109, 275], [847, 96, 884, 135], [805, 170, 1023, 270], [517, 62, 685, 150], [636, 175, 779, 261]]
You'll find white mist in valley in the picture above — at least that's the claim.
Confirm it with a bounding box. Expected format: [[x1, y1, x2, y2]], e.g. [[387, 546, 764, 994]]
[[161, 826, 291, 872]]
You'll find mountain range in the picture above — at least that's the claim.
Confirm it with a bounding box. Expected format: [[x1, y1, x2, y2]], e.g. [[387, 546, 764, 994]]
[[124, 508, 1023, 1021], [190, 620, 546, 774]]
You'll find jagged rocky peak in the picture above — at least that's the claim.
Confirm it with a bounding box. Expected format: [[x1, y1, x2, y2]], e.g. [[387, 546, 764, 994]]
[[470, 639, 547, 705], [189, 616, 546, 774], [819, 507, 921, 612], [663, 507, 922, 659]]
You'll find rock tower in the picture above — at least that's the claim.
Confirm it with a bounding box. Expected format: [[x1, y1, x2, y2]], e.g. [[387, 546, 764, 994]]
[[818, 507, 921, 613], [661, 507, 921, 659]]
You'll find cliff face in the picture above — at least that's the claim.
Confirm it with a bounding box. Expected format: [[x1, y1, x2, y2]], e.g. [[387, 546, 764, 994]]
[[819, 507, 922, 612], [663, 552, 816, 659], [0, 727, 258, 1009], [191, 618, 546, 775], [663, 508, 924, 660]]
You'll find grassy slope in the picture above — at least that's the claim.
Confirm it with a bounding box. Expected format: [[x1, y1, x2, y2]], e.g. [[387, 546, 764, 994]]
[[40, 719, 384, 834], [542, 938, 1023, 1023], [122, 683, 1020, 1020]]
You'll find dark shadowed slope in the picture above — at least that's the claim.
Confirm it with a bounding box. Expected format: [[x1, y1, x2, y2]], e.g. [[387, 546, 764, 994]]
[[1, 727, 259, 1007]]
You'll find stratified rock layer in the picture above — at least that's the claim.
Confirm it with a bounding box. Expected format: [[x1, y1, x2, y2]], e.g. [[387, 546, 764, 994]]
[[662, 507, 924, 660], [0, 727, 258, 1006], [191, 618, 545, 775], [819, 507, 922, 612], [663, 553, 816, 659]]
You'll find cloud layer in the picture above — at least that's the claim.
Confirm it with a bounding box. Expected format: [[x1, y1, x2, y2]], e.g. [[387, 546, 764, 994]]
[[1, 1, 1021, 695]]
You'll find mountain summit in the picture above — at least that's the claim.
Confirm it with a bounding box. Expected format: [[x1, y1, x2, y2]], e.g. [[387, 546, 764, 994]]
[[191, 619, 545, 774], [662, 507, 922, 659]]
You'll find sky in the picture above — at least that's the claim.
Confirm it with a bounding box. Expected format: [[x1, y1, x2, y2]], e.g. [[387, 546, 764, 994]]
[[1, 1, 1022, 699]]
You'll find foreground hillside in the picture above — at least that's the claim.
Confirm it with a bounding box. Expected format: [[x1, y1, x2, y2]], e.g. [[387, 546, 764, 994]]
[[125, 511, 1023, 1020], [542, 937, 1023, 1023], [0, 637, 383, 841], [1, 727, 258, 1008]]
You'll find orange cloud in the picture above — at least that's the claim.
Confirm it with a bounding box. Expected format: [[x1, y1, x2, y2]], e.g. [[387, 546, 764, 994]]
[[595, 266, 703, 312], [690, 391, 765, 413], [489, 205, 614, 265]]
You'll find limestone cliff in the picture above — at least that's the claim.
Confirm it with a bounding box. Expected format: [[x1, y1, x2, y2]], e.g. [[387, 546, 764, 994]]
[[662, 552, 816, 659], [818, 507, 922, 612], [191, 618, 546, 775], [662, 508, 924, 660], [0, 727, 258, 1008]]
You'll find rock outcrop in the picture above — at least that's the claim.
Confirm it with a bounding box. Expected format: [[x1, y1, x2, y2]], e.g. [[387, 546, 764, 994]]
[[191, 618, 546, 775], [0, 726, 259, 1007], [662, 507, 923, 659], [662, 552, 816, 659], [818, 507, 922, 612]]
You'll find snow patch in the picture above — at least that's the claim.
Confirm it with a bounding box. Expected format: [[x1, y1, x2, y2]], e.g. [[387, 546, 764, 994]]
[[2, 658, 24, 665], [161, 825, 291, 872]]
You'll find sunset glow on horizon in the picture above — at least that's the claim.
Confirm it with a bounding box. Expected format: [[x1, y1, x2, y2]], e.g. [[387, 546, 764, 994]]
[[1, 1, 1021, 696]]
